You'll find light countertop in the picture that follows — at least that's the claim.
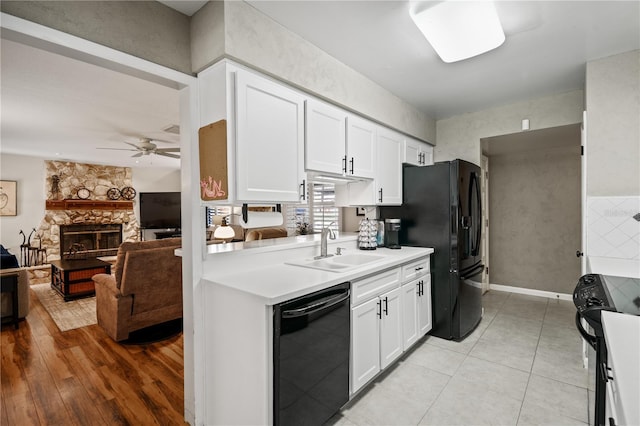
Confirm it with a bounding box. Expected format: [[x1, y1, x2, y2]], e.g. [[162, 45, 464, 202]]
[[601, 310, 640, 426], [202, 245, 434, 305], [588, 256, 640, 279]]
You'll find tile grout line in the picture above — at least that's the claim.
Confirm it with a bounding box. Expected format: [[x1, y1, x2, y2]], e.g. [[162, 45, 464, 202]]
[[514, 298, 549, 425]]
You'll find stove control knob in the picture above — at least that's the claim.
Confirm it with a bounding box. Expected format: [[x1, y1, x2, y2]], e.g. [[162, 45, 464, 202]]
[[586, 297, 603, 307]]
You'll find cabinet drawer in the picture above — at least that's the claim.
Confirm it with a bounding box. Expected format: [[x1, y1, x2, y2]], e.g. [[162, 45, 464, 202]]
[[402, 257, 429, 282], [352, 268, 401, 307]]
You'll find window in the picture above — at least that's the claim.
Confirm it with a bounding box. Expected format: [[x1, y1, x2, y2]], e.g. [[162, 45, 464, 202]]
[[205, 206, 233, 227], [285, 183, 340, 235]]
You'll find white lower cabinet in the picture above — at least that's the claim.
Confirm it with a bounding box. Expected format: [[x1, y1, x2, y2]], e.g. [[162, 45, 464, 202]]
[[351, 287, 403, 394], [351, 297, 380, 392], [401, 274, 432, 351], [401, 280, 419, 350], [351, 256, 432, 395], [418, 274, 432, 335], [379, 287, 403, 369]]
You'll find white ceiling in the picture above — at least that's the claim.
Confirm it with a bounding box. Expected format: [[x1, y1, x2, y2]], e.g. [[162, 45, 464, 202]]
[[245, 0, 640, 119], [1, 1, 638, 168], [0, 38, 181, 168]]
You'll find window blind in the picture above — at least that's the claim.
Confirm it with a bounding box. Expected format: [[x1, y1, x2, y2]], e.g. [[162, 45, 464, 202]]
[[284, 183, 340, 235]]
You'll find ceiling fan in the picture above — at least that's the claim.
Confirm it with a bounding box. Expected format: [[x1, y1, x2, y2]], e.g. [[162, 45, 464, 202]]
[[97, 138, 180, 159]]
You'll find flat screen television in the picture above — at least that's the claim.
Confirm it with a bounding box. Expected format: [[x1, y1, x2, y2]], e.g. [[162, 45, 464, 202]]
[[139, 192, 181, 229]]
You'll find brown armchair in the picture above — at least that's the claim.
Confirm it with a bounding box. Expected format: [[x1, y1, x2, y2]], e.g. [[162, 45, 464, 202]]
[[92, 238, 182, 341]]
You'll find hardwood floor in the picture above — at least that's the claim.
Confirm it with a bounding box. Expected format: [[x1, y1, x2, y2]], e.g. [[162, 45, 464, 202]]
[[1, 287, 186, 425]]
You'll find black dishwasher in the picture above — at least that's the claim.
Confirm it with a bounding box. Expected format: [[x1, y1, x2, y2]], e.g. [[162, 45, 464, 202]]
[[273, 282, 351, 426]]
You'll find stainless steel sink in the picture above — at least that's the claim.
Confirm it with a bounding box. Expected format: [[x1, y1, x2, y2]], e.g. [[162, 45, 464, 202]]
[[285, 253, 385, 272]]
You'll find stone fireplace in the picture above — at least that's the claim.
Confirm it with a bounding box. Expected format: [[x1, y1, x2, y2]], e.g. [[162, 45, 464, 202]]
[[37, 161, 140, 261]]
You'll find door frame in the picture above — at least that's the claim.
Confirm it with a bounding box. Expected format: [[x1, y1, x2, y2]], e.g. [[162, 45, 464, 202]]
[[1, 13, 201, 424], [481, 155, 490, 294]]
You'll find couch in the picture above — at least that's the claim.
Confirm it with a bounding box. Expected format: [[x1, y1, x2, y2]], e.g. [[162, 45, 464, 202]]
[[0, 245, 29, 321], [206, 225, 288, 244], [92, 238, 182, 341], [0, 267, 30, 321]]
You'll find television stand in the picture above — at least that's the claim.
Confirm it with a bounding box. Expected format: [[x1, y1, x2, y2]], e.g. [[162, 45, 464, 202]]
[[154, 230, 181, 240]]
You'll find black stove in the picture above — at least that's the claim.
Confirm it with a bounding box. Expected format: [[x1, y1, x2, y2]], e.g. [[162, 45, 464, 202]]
[[573, 273, 640, 426]]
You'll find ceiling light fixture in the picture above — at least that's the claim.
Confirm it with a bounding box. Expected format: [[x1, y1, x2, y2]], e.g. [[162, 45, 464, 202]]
[[409, 0, 505, 63]]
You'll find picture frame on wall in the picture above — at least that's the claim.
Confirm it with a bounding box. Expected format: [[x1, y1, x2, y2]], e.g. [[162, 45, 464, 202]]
[[355, 207, 366, 216], [0, 180, 17, 216]]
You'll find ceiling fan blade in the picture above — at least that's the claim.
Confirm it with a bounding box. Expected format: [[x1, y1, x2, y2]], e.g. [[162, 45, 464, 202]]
[[97, 148, 139, 151], [155, 147, 181, 152], [131, 152, 144, 158], [124, 142, 142, 149], [156, 152, 180, 159], [150, 139, 177, 144]]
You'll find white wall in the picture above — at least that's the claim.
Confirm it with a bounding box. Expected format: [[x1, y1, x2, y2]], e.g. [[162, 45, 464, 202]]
[[0, 154, 46, 256], [435, 90, 584, 165], [132, 166, 182, 240], [585, 50, 640, 196], [0, 153, 182, 254]]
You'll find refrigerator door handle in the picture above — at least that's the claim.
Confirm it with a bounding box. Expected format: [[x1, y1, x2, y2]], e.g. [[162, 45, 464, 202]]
[[468, 171, 482, 257], [460, 263, 484, 280]]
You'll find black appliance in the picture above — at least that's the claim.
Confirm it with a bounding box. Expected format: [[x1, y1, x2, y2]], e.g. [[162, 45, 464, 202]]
[[380, 159, 483, 340], [273, 282, 350, 426], [384, 218, 401, 249], [139, 192, 181, 229], [573, 273, 640, 426]]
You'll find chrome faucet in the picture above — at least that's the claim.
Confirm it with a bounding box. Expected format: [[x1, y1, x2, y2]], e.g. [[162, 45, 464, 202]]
[[316, 222, 336, 259]]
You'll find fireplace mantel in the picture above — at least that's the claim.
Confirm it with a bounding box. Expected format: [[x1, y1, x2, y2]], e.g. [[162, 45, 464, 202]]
[[46, 200, 134, 211]]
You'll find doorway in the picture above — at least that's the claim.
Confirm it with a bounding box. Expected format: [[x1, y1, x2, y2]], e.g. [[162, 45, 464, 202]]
[[1, 15, 198, 424], [481, 124, 582, 296]]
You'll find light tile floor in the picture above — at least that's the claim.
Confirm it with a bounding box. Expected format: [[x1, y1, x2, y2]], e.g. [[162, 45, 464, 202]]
[[331, 291, 590, 426]]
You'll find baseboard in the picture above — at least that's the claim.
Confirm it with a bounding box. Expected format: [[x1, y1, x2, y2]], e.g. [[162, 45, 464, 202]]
[[489, 283, 572, 301]]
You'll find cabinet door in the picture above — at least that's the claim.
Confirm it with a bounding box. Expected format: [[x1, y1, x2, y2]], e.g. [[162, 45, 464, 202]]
[[346, 115, 376, 179], [401, 280, 419, 351], [418, 274, 433, 335], [305, 99, 346, 175], [351, 298, 381, 394], [379, 287, 403, 369], [422, 144, 434, 166], [403, 137, 422, 166], [235, 70, 305, 202], [376, 128, 403, 205]]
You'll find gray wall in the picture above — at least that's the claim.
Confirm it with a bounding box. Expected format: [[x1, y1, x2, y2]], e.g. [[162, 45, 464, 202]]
[[435, 90, 584, 165], [585, 50, 640, 196], [489, 143, 582, 294], [1, 0, 192, 74], [191, 0, 436, 143]]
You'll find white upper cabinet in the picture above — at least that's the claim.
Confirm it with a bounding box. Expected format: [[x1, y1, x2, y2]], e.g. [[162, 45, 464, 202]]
[[346, 115, 376, 179], [375, 127, 403, 205], [235, 70, 306, 203], [305, 100, 375, 179], [334, 124, 403, 206], [403, 137, 434, 166], [305, 99, 347, 176]]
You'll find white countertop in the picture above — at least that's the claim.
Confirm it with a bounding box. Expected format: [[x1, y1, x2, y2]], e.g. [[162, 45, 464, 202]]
[[202, 245, 434, 305], [601, 310, 640, 426], [588, 256, 640, 279]]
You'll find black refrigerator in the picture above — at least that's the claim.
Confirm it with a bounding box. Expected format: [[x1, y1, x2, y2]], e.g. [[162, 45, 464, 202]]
[[380, 159, 483, 340]]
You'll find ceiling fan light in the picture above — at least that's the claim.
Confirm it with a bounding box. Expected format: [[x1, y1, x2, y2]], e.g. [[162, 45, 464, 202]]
[[410, 0, 505, 63]]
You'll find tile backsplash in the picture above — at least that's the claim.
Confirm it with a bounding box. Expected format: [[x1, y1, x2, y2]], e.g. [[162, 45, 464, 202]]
[[587, 196, 640, 260]]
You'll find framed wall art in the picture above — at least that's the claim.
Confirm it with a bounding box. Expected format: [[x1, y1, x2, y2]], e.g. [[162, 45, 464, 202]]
[[0, 180, 17, 216]]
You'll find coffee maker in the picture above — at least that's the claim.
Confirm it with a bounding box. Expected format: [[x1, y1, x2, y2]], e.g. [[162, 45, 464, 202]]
[[384, 219, 401, 249]]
